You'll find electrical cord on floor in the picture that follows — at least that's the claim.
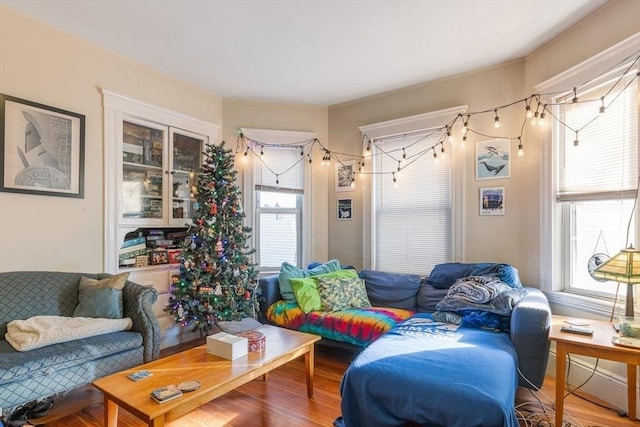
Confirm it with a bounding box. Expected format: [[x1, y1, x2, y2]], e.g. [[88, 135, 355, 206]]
[[515, 366, 584, 427], [564, 354, 628, 418]]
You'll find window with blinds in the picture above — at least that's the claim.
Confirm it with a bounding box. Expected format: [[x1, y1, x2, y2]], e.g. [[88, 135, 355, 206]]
[[555, 70, 638, 294], [254, 145, 304, 269], [372, 132, 452, 274]]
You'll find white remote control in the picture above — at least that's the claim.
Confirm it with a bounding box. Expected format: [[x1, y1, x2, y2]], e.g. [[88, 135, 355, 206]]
[[560, 325, 594, 336]]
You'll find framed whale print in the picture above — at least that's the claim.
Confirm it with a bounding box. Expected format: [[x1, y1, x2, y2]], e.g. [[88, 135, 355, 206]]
[[476, 138, 509, 180]]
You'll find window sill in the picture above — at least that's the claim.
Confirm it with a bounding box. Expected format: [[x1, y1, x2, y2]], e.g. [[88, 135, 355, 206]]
[[543, 290, 614, 320]]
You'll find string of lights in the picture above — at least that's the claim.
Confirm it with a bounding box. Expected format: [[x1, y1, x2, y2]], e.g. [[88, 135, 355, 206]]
[[235, 50, 640, 186]]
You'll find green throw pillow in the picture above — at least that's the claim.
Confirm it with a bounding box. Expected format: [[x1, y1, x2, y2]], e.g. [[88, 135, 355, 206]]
[[290, 269, 359, 313], [73, 272, 129, 319], [316, 276, 371, 312], [278, 259, 341, 304]]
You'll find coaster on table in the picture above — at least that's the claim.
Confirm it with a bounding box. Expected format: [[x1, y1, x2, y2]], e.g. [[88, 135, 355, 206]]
[[178, 380, 201, 392]]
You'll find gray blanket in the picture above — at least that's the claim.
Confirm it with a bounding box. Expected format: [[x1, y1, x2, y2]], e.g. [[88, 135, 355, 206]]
[[436, 276, 526, 316]]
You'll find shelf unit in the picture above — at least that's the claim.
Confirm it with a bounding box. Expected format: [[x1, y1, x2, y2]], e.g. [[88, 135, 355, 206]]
[[103, 89, 220, 348]]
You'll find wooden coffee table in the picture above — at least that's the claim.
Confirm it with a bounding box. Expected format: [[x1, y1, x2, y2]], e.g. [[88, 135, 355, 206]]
[[92, 325, 321, 427]]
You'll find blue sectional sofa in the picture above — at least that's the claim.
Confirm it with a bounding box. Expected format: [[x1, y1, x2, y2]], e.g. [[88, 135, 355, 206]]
[[259, 262, 552, 426], [0, 271, 160, 414]]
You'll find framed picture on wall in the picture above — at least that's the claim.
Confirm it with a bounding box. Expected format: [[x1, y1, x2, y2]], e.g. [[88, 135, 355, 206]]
[[0, 93, 85, 198], [337, 198, 353, 221], [335, 160, 356, 192], [480, 187, 505, 216], [476, 138, 510, 180]]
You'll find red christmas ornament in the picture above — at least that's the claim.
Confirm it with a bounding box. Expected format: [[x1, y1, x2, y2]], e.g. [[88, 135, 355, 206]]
[[210, 204, 218, 215], [244, 290, 251, 300]]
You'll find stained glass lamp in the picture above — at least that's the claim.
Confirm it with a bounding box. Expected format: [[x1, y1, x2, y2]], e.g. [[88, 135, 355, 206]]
[[592, 246, 640, 318]]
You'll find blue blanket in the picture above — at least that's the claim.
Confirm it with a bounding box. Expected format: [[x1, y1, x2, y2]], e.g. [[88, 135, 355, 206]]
[[337, 313, 519, 427]]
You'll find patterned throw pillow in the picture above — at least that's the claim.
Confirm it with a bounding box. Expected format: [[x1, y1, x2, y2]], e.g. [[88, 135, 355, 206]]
[[316, 276, 371, 312]]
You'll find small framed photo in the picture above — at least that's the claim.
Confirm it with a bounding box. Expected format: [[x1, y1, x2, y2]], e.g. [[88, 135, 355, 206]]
[[337, 198, 353, 221], [0, 93, 85, 198], [476, 138, 510, 180], [335, 160, 356, 192], [480, 187, 505, 216]]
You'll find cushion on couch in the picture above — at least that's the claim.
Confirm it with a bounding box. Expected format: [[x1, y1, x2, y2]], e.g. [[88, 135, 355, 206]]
[[416, 283, 449, 312], [316, 276, 371, 311], [73, 272, 129, 318], [290, 269, 359, 313], [278, 260, 341, 304], [426, 263, 521, 289], [359, 269, 422, 310]]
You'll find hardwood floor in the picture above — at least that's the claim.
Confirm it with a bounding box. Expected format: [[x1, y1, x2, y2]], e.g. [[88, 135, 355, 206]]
[[25, 343, 638, 427]]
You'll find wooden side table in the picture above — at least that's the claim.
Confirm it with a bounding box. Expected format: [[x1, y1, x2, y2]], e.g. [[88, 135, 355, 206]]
[[550, 315, 640, 426]]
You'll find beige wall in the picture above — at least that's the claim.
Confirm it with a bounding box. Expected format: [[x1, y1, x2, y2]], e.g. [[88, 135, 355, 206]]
[[222, 99, 329, 264], [1, 0, 638, 282], [327, 0, 640, 286], [0, 7, 223, 273]]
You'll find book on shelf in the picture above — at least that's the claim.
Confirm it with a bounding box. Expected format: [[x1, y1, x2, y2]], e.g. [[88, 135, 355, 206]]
[[119, 242, 147, 254], [121, 236, 146, 249], [119, 247, 149, 262], [150, 384, 183, 404]]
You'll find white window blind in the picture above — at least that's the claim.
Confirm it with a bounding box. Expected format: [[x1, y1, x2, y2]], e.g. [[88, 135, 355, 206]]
[[254, 145, 304, 193], [373, 132, 451, 274], [253, 145, 304, 269], [555, 68, 639, 294], [557, 74, 638, 201]]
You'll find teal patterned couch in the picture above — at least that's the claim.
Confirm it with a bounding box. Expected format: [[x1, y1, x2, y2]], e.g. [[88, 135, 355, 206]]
[[0, 271, 160, 413]]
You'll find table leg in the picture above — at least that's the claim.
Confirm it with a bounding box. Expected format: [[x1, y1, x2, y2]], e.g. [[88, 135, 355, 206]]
[[628, 364, 637, 420], [555, 342, 567, 427], [104, 397, 118, 427], [305, 344, 315, 397], [148, 416, 165, 427]]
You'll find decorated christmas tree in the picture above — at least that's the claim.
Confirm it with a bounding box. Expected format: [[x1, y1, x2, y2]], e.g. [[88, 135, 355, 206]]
[[165, 141, 260, 334]]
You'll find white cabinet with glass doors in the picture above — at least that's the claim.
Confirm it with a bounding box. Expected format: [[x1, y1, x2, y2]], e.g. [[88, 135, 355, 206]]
[[120, 117, 205, 227]]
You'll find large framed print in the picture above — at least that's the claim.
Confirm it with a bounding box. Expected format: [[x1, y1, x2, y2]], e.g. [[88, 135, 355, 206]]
[[475, 138, 510, 180], [0, 94, 85, 198]]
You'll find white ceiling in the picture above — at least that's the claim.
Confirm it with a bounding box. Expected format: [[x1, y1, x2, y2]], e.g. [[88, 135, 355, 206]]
[[0, 0, 607, 106]]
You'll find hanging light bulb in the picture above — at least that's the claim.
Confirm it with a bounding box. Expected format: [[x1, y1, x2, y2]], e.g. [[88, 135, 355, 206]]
[[572, 87, 579, 103], [446, 126, 453, 142], [599, 96, 606, 114], [433, 148, 438, 159], [494, 110, 500, 129], [441, 143, 445, 156], [525, 103, 533, 118], [260, 146, 264, 156], [539, 105, 547, 127], [517, 137, 524, 157], [243, 146, 249, 157], [351, 174, 356, 187], [392, 172, 397, 187], [307, 154, 312, 164], [300, 146, 304, 156], [402, 148, 407, 163], [573, 130, 579, 147], [397, 160, 402, 172], [462, 116, 470, 135], [275, 174, 280, 185]]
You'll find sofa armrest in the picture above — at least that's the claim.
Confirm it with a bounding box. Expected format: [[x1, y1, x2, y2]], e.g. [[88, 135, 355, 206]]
[[510, 287, 551, 390], [121, 279, 160, 362], [257, 275, 282, 324]]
